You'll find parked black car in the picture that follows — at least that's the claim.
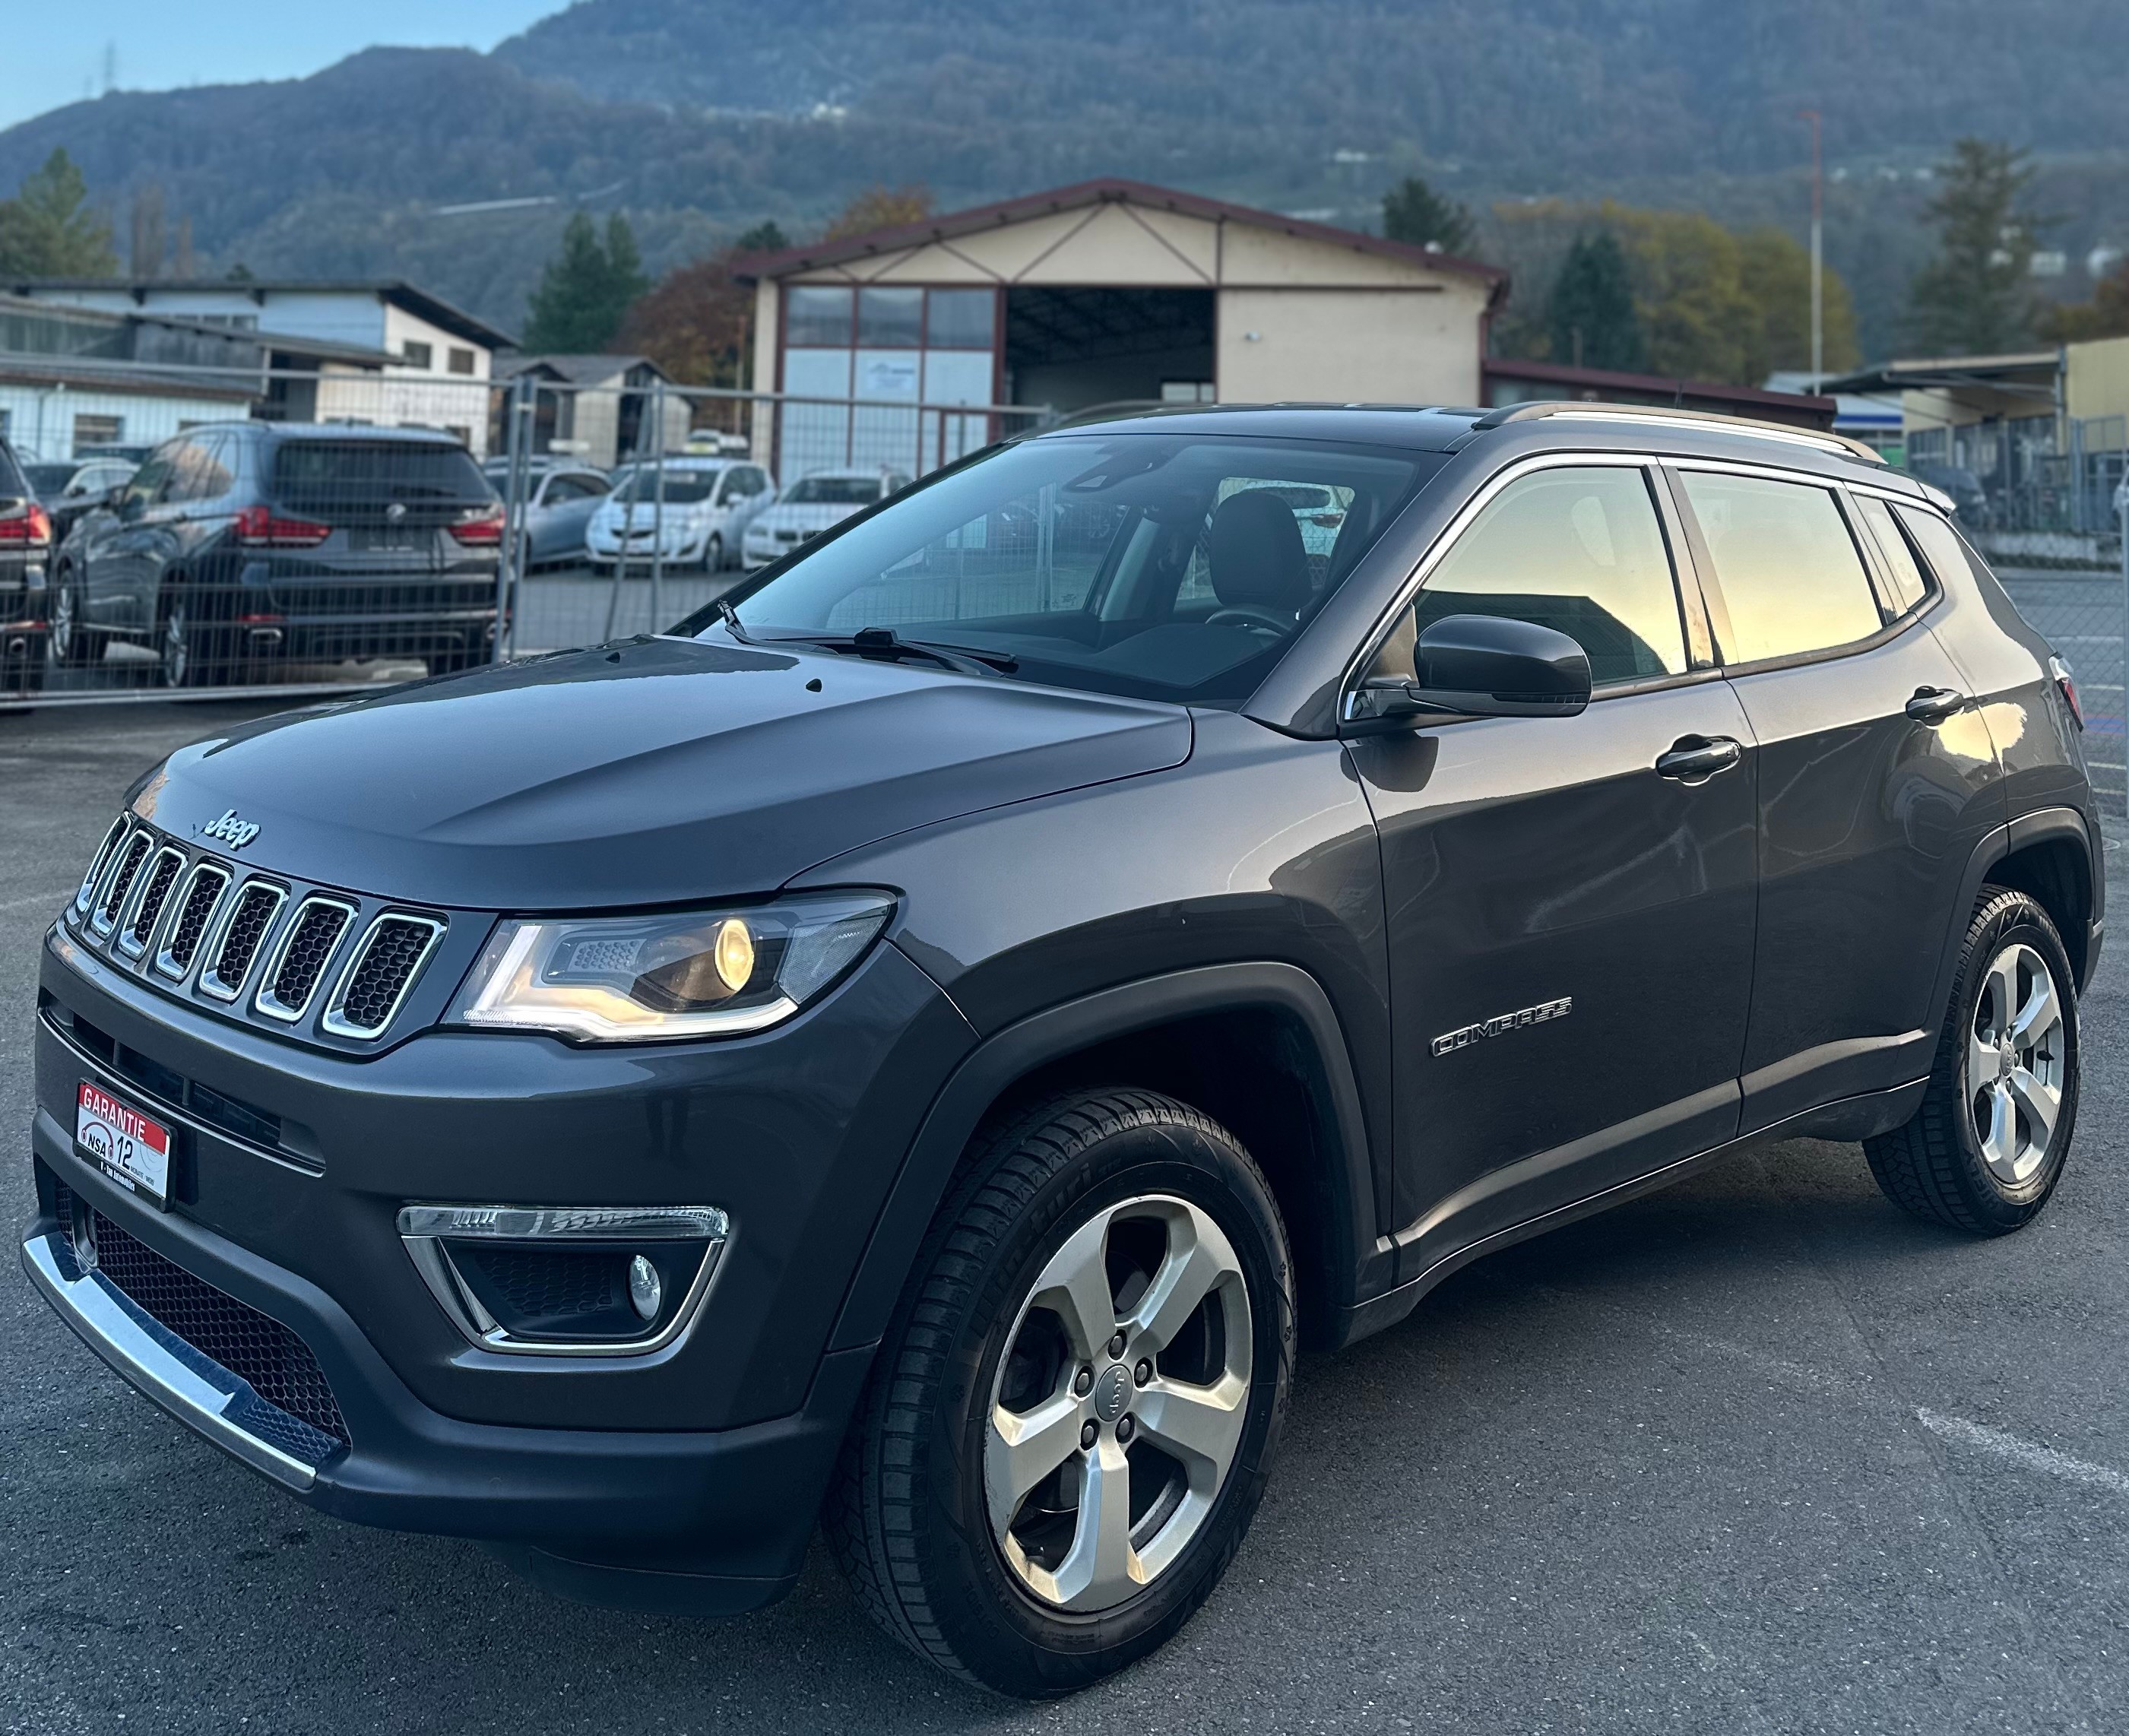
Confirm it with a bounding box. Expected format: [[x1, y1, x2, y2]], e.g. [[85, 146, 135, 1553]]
[[49, 423, 503, 686], [24, 403, 2100, 1696], [0, 436, 53, 695]]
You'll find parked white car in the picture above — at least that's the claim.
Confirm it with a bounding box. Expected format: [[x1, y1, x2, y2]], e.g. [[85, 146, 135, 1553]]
[[585, 458, 774, 572], [741, 467, 911, 570]]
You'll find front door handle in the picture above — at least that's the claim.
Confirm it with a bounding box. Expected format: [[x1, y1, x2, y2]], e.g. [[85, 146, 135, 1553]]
[[1655, 735, 1743, 783], [1905, 686, 1969, 724]]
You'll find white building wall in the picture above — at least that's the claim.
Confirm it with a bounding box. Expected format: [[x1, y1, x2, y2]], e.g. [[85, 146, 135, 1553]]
[[0, 383, 247, 461]]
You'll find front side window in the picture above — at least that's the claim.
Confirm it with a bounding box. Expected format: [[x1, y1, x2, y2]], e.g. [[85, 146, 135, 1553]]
[[1402, 465, 1688, 687], [1681, 471, 1884, 664], [699, 434, 1433, 708], [787, 475, 884, 505]]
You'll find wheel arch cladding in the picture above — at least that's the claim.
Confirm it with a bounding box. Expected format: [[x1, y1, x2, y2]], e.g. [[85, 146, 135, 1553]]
[[1985, 828, 2095, 989], [828, 962, 1388, 1358]]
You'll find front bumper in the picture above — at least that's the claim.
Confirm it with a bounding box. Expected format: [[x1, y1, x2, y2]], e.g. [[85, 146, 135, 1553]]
[[24, 923, 976, 1590]]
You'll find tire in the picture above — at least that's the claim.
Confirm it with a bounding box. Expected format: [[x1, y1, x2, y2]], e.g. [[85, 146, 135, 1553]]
[[1864, 887, 2080, 1235], [830, 1088, 1294, 1697], [48, 565, 100, 667], [157, 589, 234, 689], [702, 533, 724, 573]]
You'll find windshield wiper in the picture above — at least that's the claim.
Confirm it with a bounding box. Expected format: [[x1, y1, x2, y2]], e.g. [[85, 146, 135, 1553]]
[[767, 626, 1017, 678], [715, 597, 752, 644]]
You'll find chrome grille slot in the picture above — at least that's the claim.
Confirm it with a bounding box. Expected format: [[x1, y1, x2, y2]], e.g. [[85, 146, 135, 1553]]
[[322, 914, 445, 1040], [199, 881, 287, 1002], [116, 847, 185, 959], [73, 816, 131, 920], [92, 832, 154, 938], [255, 897, 357, 1023], [155, 861, 232, 980]]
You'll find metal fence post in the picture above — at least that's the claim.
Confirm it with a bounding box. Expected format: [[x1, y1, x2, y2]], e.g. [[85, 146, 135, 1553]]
[[648, 380, 667, 636], [495, 374, 532, 664]]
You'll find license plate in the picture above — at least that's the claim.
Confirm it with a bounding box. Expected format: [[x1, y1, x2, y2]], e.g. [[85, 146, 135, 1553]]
[[351, 527, 419, 552], [76, 1081, 172, 1208]]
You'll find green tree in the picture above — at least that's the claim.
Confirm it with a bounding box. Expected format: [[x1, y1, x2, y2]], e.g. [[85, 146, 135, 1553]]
[[0, 148, 119, 277], [1907, 138, 2045, 354], [521, 211, 651, 353], [1736, 226, 1861, 375], [735, 220, 790, 253], [1548, 231, 1645, 371], [823, 185, 932, 242], [1381, 176, 1475, 255], [2038, 261, 2129, 342]]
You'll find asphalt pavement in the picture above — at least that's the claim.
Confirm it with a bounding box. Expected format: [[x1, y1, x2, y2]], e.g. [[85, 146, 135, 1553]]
[[3, 699, 2127, 1736]]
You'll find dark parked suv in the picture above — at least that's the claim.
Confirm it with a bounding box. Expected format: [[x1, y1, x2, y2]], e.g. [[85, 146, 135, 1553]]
[[0, 435, 54, 695], [22, 403, 2100, 1695], [49, 423, 503, 686]]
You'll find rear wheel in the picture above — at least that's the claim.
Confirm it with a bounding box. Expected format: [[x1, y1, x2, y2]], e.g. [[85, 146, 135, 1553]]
[[1864, 888, 2079, 1234], [831, 1088, 1294, 1697], [157, 590, 235, 689]]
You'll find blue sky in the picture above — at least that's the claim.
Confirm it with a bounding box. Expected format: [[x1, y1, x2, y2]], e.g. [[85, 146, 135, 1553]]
[[5, 2, 567, 131]]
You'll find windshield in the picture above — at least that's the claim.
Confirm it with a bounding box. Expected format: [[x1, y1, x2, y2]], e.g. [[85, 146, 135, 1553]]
[[688, 432, 1433, 708], [611, 466, 721, 505], [786, 475, 883, 505]]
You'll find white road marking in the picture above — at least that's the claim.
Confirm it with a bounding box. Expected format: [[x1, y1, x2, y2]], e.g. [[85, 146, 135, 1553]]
[[1915, 1408, 2129, 1497]]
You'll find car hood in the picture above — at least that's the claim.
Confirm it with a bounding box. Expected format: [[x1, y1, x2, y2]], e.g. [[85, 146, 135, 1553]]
[[130, 637, 1193, 909]]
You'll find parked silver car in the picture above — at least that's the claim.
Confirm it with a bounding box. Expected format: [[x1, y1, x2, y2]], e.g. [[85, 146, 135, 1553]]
[[480, 463, 613, 569]]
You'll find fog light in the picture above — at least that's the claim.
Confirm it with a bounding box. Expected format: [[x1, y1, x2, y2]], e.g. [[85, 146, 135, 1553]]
[[628, 1253, 662, 1322]]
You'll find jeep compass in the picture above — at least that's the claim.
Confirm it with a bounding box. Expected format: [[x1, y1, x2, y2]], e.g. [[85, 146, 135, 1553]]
[[22, 402, 2100, 1696]]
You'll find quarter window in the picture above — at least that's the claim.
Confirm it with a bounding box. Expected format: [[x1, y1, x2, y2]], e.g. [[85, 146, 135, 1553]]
[[1851, 494, 1932, 613], [1681, 471, 1884, 664], [1408, 466, 1688, 687], [1893, 504, 1980, 596]]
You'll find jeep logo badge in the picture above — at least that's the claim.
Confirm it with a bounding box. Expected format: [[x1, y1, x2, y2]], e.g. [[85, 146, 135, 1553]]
[[199, 809, 261, 851]]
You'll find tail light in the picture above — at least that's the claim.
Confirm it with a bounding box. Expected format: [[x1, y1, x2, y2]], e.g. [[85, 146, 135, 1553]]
[[0, 501, 52, 546], [2049, 655, 2084, 730], [234, 505, 331, 548], [448, 505, 505, 546]]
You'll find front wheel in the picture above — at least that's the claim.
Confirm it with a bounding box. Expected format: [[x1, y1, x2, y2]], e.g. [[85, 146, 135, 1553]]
[[701, 533, 724, 573], [1864, 887, 2079, 1234], [48, 565, 101, 667], [830, 1088, 1294, 1697]]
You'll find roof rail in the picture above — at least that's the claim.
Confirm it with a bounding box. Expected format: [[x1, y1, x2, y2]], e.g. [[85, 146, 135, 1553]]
[[1470, 400, 1885, 465]]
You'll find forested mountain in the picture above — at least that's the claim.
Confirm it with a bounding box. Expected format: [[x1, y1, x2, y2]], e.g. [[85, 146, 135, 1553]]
[[0, 1, 2123, 356]]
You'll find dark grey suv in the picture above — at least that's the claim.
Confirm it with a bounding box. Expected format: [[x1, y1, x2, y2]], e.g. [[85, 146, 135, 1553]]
[[22, 403, 2100, 1696]]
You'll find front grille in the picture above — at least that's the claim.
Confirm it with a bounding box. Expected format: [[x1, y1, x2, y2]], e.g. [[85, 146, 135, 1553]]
[[322, 914, 444, 1039], [117, 847, 185, 958], [200, 881, 285, 1001], [255, 898, 354, 1022], [55, 1186, 348, 1452], [93, 832, 153, 934], [74, 817, 131, 917], [156, 863, 230, 979]]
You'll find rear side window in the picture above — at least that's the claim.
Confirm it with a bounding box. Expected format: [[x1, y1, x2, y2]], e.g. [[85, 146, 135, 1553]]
[[272, 439, 488, 504], [1411, 465, 1688, 687], [162, 437, 235, 504], [1681, 472, 1883, 664], [1894, 504, 1980, 596], [1850, 494, 1932, 613]]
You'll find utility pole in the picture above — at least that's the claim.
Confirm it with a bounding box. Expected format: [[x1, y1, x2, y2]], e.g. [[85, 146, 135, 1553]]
[[1800, 109, 1824, 394]]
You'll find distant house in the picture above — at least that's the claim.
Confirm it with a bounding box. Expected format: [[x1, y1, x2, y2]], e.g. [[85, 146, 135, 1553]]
[[495, 355, 692, 468], [5, 278, 513, 455], [0, 295, 259, 459]]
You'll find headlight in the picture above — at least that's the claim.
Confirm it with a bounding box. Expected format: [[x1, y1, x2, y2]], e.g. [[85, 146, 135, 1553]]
[[449, 892, 895, 1041]]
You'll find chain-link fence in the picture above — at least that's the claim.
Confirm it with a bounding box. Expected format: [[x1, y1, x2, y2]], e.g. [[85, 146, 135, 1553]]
[[1996, 556, 2129, 816], [0, 366, 1047, 705]]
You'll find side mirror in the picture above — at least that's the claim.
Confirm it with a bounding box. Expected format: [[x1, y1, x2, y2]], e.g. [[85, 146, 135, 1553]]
[[1345, 613, 1592, 731]]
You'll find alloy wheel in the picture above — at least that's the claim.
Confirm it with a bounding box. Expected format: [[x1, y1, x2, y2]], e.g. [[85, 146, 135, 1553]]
[[985, 1193, 1252, 1614], [160, 600, 190, 687], [1966, 939, 2066, 1186], [50, 572, 81, 663]]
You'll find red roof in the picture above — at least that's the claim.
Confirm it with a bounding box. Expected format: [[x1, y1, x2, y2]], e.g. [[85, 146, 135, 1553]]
[[733, 176, 1508, 296]]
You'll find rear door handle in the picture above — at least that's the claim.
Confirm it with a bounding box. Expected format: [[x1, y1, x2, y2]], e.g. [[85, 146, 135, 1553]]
[[1905, 686, 1969, 724], [1655, 735, 1743, 783]]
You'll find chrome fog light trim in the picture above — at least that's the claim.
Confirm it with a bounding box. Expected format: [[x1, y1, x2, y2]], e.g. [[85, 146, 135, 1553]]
[[396, 1202, 730, 1358]]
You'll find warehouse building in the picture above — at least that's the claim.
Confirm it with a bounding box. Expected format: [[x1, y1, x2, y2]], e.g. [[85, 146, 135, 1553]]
[[737, 178, 1506, 478]]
